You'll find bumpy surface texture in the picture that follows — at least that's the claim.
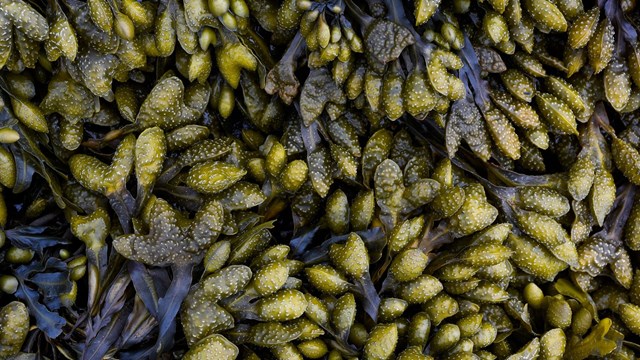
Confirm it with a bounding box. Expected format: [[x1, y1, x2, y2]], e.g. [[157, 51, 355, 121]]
[[1, 0, 640, 359]]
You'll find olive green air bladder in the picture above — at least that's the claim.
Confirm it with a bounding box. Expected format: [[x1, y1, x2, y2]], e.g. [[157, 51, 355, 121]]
[[1, 0, 640, 358]]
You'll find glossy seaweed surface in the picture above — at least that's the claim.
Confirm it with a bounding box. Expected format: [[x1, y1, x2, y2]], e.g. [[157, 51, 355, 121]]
[[1, 0, 640, 359]]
